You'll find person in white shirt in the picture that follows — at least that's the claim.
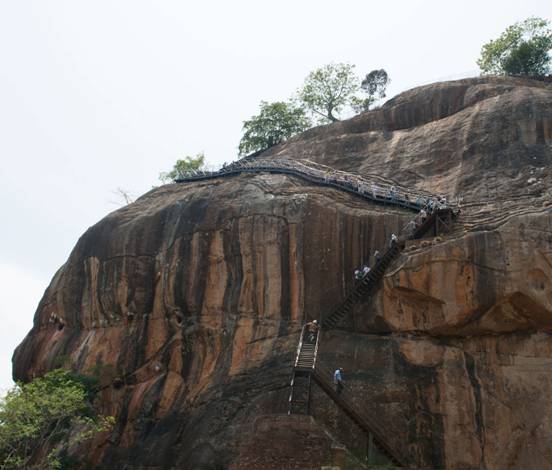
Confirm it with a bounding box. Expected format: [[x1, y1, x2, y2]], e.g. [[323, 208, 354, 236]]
[[334, 368, 344, 396]]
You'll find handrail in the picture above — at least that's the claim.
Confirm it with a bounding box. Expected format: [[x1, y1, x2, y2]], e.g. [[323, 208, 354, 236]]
[[319, 209, 453, 330], [174, 158, 453, 215], [294, 325, 306, 368], [312, 326, 321, 370], [186, 157, 454, 464], [314, 363, 387, 437], [312, 363, 406, 466], [320, 241, 398, 329]]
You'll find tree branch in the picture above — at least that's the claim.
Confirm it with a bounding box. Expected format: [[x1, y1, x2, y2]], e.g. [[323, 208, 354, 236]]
[[311, 108, 334, 121]]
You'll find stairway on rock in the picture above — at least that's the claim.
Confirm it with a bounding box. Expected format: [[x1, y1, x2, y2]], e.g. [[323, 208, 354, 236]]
[[312, 365, 406, 468], [296, 341, 316, 369]]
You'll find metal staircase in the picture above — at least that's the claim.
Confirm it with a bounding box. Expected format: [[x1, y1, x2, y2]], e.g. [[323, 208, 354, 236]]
[[321, 241, 402, 330], [412, 207, 454, 239], [176, 156, 458, 468], [288, 329, 406, 466], [288, 325, 321, 415], [312, 364, 406, 467], [286, 208, 456, 467], [296, 340, 316, 369], [321, 209, 451, 330]]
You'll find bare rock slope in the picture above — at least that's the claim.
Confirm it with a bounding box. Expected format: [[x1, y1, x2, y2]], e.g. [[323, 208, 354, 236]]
[[13, 76, 552, 469]]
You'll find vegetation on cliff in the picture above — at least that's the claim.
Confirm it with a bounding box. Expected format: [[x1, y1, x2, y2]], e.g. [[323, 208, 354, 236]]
[[478, 17, 552, 76], [238, 101, 311, 156], [0, 369, 113, 469], [236, 63, 390, 155], [159, 152, 206, 183], [298, 63, 390, 123]]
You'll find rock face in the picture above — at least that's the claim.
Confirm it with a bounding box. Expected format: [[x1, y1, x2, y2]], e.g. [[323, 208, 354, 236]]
[[263, 76, 552, 203], [13, 76, 552, 470]]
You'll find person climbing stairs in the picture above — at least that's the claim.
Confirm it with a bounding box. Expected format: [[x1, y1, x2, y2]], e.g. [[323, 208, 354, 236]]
[[288, 207, 457, 467], [312, 364, 406, 467], [176, 156, 458, 468], [289, 324, 321, 415]]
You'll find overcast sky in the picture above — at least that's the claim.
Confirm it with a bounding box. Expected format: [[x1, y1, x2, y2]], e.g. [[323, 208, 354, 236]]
[[1, 0, 551, 393]]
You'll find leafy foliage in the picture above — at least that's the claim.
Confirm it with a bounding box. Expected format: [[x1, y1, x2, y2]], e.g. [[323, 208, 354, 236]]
[[0, 369, 114, 469], [238, 101, 311, 155], [297, 63, 361, 123], [159, 153, 205, 183], [352, 69, 391, 112], [477, 17, 552, 76], [361, 69, 390, 97], [297, 63, 391, 121]]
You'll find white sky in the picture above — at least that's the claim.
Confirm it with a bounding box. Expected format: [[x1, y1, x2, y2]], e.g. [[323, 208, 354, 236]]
[[0, 0, 550, 393]]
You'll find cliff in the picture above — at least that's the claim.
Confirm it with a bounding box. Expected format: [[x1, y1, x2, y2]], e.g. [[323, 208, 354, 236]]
[[13, 76, 552, 469]]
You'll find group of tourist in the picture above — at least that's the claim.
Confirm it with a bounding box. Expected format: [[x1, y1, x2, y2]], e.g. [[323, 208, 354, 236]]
[[321, 170, 423, 207], [352, 234, 400, 282], [176, 159, 449, 215], [354, 264, 371, 281], [300, 198, 450, 397], [176, 159, 456, 407]]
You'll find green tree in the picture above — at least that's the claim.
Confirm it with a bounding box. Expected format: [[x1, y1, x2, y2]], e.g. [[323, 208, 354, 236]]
[[477, 17, 552, 76], [159, 153, 205, 183], [352, 69, 391, 112], [238, 101, 311, 155], [298, 63, 361, 122], [0, 369, 114, 469]]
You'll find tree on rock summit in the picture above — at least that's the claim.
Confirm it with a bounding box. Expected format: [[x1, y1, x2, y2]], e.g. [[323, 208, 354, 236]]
[[298, 63, 390, 123], [353, 69, 391, 113], [238, 64, 391, 155], [298, 63, 359, 123], [478, 17, 552, 76], [238, 101, 311, 156]]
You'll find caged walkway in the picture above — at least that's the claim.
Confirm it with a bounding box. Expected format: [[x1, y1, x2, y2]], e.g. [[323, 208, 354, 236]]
[[174, 157, 458, 468], [174, 157, 439, 211], [287, 208, 454, 467]]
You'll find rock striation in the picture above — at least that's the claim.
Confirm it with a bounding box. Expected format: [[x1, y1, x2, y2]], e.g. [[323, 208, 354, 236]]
[[13, 76, 552, 469]]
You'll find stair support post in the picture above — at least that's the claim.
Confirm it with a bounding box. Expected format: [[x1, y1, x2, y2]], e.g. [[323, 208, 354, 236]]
[[367, 432, 375, 465], [307, 373, 312, 415]]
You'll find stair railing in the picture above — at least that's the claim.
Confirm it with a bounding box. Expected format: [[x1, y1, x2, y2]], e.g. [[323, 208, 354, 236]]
[[312, 362, 406, 467], [320, 240, 401, 329], [293, 325, 306, 368], [176, 157, 456, 466], [174, 158, 447, 214], [311, 326, 321, 370], [314, 363, 387, 437]]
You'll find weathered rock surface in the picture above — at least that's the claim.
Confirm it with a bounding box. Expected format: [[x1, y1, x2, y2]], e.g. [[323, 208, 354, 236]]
[[13, 76, 552, 469], [264, 76, 552, 203]]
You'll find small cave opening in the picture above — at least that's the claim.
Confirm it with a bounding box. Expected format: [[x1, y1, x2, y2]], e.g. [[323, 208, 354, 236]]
[[112, 377, 124, 390], [57, 323, 65, 331]]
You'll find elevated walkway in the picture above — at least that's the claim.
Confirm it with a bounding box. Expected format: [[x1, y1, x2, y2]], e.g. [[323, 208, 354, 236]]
[[312, 363, 406, 468], [177, 156, 458, 468], [289, 205, 456, 467], [175, 158, 440, 212], [321, 208, 452, 330]]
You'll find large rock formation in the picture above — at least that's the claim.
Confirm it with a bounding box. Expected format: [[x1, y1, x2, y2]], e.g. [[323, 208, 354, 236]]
[[13, 76, 552, 469]]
